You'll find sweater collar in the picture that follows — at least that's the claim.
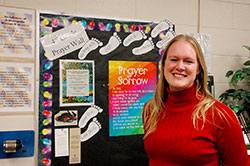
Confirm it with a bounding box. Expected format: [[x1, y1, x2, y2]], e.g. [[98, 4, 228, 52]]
[[165, 84, 199, 106]]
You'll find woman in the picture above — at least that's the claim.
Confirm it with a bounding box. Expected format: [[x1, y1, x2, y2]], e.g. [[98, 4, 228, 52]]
[[143, 34, 249, 166]]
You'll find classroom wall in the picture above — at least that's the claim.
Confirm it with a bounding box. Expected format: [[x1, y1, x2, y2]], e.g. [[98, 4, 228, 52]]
[[0, 0, 249, 165]]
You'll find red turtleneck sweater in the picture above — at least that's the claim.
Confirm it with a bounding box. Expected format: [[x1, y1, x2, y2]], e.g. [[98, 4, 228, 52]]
[[143, 85, 249, 166]]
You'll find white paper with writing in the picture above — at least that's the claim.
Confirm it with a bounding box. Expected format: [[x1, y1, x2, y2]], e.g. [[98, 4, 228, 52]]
[[55, 128, 69, 157], [0, 62, 34, 113], [0, 6, 35, 58], [66, 69, 89, 96], [70, 128, 81, 164]]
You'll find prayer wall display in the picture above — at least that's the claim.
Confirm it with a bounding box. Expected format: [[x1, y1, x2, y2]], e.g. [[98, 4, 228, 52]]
[[38, 12, 175, 166]]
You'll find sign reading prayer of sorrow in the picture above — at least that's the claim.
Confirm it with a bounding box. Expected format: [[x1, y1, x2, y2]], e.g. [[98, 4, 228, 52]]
[[109, 61, 157, 136]]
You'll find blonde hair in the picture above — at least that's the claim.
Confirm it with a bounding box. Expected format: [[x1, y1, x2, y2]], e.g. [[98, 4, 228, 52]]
[[143, 34, 221, 138]]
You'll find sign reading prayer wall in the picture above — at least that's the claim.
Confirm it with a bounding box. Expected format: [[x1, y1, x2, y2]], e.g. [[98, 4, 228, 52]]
[[38, 12, 175, 166]]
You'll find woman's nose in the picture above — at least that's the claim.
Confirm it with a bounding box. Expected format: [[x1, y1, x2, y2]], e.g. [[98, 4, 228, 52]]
[[176, 61, 185, 70]]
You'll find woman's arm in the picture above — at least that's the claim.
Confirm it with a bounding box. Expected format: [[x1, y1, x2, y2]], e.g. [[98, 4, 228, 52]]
[[215, 102, 250, 166]]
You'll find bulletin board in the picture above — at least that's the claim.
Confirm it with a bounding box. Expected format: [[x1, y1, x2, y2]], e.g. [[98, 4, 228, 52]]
[[38, 12, 175, 166]]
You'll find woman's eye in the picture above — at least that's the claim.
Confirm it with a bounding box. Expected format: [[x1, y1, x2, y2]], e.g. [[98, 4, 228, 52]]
[[170, 59, 177, 62], [185, 60, 193, 64]]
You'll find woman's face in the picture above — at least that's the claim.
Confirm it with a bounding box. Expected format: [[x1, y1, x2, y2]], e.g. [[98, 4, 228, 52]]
[[164, 40, 200, 92]]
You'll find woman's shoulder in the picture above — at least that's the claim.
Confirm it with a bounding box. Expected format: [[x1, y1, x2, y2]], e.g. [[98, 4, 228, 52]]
[[212, 100, 240, 125], [213, 100, 235, 115]]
